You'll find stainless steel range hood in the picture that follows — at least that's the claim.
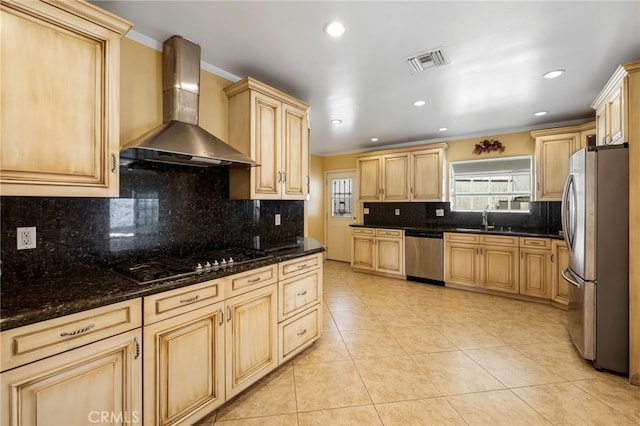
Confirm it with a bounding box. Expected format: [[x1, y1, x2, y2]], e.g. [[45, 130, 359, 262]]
[[120, 36, 257, 167]]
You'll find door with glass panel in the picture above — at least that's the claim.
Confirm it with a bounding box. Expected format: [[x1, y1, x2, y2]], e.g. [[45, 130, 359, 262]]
[[325, 171, 356, 262]]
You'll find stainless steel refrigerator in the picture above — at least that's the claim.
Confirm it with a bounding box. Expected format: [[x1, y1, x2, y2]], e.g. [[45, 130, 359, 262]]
[[561, 143, 629, 374]]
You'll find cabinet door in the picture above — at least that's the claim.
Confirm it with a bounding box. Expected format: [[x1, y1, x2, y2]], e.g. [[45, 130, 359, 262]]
[[606, 82, 625, 145], [519, 248, 552, 299], [382, 153, 410, 201], [251, 91, 282, 199], [1, 329, 142, 426], [551, 241, 570, 305], [225, 284, 278, 399], [281, 103, 309, 199], [411, 149, 443, 201], [143, 303, 225, 426], [376, 237, 404, 275], [480, 245, 519, 294], [351, 235, 375, 270], [535, 132, 578, 200], [357, 156, 382, 201], [0, 1, 130, 197], [444, 242, 480, 287]]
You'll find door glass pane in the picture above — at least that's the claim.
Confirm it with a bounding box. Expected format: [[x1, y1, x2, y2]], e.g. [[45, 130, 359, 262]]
[[331, 178, 353, 217]]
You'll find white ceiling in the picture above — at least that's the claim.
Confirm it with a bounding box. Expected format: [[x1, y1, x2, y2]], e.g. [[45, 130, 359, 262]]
[[92, 1, 640, 156]]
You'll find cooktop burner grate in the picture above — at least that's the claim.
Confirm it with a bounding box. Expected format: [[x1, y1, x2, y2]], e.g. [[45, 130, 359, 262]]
[[110, 247, 271, 284]]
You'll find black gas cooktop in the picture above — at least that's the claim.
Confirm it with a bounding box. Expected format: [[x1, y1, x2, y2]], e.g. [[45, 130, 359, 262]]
[[110, 247, 272, 284]]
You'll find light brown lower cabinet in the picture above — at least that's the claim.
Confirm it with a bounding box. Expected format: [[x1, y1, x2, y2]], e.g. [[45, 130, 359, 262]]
[[225, 283, 278, 399], [445, 233, 519, 293], [1, 328, 142, 426], [519, 237, 552, 299], [0, 255, 323, 426], [351, 228, 404, 276], [551, 240, 570, 306], [445, 233, 563, 303]]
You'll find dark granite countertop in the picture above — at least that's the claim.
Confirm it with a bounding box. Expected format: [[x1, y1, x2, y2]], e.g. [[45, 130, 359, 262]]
[[0, 238, 325, 332], [350, 224, 564, 240]]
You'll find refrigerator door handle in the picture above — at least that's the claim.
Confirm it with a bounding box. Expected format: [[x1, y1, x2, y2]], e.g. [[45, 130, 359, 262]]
[[561, 267, 582, 288], [561, 173, 574, 250]]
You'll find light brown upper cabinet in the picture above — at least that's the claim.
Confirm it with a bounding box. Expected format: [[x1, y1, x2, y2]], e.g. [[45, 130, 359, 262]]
[[225, 77, 309, 200], [532, 122, 594, 201], [592, 60, 640, 146], [356, 144, 447, 202], [0, 0, 131, 197]]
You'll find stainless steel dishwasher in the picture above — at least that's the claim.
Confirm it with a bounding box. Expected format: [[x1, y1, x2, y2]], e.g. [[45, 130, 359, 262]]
[[404, 230, 444, 285]]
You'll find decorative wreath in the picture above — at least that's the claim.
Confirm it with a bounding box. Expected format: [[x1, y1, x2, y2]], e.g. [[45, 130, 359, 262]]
[[473, 139, 505, 155]]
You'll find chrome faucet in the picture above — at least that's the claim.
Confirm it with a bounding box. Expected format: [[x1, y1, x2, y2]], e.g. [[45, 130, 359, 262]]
[[481, 205, 489, 230]]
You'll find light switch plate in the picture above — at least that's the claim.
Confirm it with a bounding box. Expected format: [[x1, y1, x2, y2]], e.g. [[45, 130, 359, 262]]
[[395, 209, 400, 215], [275, 214, 281, 226], [436, 208, 445, 217], [364, 208, 370, 214]]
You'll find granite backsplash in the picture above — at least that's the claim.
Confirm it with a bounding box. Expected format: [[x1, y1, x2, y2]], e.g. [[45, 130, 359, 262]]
[[0, 164, 303, 280], [363, 201, 562, 233]]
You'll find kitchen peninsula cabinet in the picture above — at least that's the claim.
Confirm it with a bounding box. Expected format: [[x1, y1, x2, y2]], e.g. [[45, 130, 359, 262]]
[[351, 227, 404, 276], [0, 299, 142, 426], [0, 0, 131, 197], [225, 77, 309, 200], [531, 122, 595, 201], [143, 280, 226, 426], [356, 144, 447, 202]]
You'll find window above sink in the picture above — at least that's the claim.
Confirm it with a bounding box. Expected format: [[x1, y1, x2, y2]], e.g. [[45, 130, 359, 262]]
[[450, 156, 532, 213]]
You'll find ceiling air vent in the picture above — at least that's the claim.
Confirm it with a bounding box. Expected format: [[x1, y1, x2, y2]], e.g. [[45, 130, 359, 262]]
[[406, 48, 450, 73]]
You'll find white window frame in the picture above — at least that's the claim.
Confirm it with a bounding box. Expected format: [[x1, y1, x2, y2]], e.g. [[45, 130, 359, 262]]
[[450, 156, 533, 213]]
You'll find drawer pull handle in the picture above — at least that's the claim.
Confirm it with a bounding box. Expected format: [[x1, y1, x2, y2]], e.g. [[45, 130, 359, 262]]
[[180, 295, 200, 304], [134, 337, 140, 360], [297, 329, 307, 336], [297, 264, 308, 269], [60, 323, 95, 337], [248, 277, 261, 283], [297, 290, 308, 296]]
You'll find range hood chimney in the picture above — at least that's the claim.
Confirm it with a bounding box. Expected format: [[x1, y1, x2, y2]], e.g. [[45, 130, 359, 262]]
[[120, 36, 257, 167]]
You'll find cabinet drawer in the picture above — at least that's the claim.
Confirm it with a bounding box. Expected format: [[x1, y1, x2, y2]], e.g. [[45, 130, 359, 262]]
[[279, 269, 322, 321], [519, 237, 551, 249], [143, 279, 224, 325], [278, 253, 322, 279], [351, 227, 374, 236], [445, 232, 480, 243], [1, 298, 142, 372], [480, 234, 518, 246], [279, 305, 321, 363], [375, 229, 403, 238], [225, 264, 278, 297]]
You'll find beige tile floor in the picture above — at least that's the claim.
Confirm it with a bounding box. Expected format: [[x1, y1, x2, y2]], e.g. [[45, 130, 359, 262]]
[[197, 260, 640, 425]]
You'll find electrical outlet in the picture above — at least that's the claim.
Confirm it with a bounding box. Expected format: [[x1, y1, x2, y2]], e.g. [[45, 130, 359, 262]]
[[17, 226, 36, 250], [436, 208, 445, 217], [395, 209, 400, 215], [275, 214, 281, 226], [363, 208, 370, 214]]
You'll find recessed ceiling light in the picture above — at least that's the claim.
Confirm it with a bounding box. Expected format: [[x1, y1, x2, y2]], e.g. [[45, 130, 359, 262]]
[[413, 100, 426, 107], [543, 69, 565, 79], [324, 21, 346, 38], [534, 111, 548, 116], [330, 119, 342, 124], [438, 127, 448, 132], [370, 137, 379, 142]]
